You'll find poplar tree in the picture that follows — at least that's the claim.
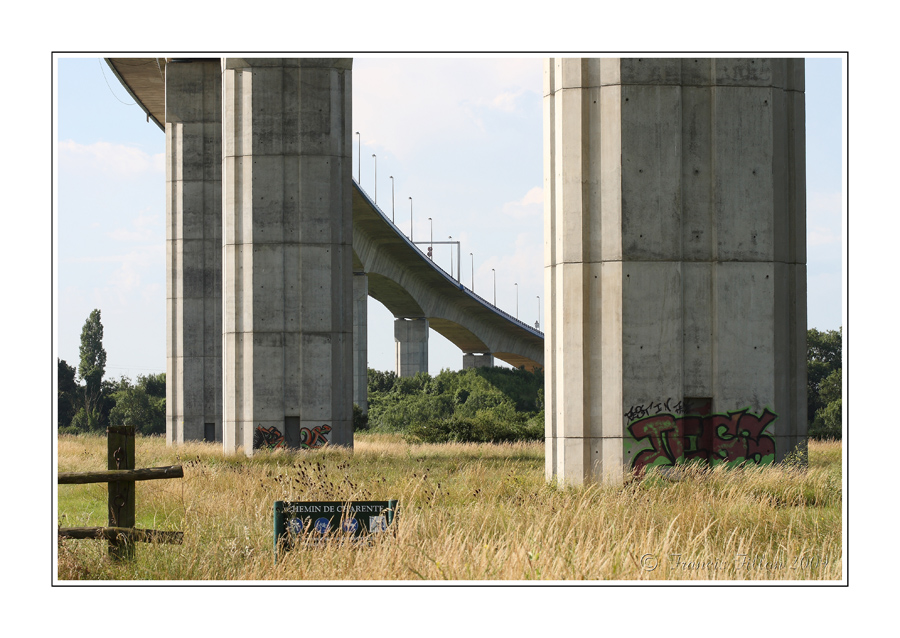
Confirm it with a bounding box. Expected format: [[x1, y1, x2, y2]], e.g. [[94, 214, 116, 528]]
[[78, 309, 107, 429]]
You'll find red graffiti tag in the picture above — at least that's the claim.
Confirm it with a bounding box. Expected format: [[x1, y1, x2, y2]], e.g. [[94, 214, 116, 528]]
[[628, 408, 777, 472], [253, 424, 332, 450], [300, 424, 331, 449]]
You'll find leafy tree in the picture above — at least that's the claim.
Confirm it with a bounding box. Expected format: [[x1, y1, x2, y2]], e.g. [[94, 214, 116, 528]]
[[807, 327, 842, 440], [366, 365, 545, 443], [139, 372, 166, 399], [352, 403, 369, 432], [77, 309, 107, 430], [108, 376, 165, 435], [367, 369, 397, 393], [57, 358, 80, 429], [808, 327, 842, 369]]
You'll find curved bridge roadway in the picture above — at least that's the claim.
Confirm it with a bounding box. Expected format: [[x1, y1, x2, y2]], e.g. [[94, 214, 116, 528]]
[[105, 57, 543, 371], [352, 181, 543, 371]]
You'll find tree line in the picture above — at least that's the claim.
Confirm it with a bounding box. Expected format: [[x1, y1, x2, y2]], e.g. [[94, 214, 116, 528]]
[[360, 366, 545, 444], [58, 310, 842, 443], [57, 309, 165, 435], [806, 327, 842, 440], [361, 327, 843, 443]]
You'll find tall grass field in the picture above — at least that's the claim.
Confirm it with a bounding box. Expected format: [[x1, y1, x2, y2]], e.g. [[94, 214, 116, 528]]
[[56, 433, 842, 581]]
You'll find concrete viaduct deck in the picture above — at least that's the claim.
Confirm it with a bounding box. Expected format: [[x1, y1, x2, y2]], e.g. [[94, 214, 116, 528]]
[[352, 181, 543, 371]]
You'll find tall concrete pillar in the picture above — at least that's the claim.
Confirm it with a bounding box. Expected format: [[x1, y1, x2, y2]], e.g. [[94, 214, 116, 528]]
[[353, 272, 368, 413], [165, 59, 222, 446], [222, 58, 354, 454], [394, 318, 429, 377], [544, 58, 806, 485], [463, 353, 494, 369]]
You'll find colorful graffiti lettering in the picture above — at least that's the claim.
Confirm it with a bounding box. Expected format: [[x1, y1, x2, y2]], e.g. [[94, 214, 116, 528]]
[[253, 426, 285, 450], [627, 408, 777, 472], [300, 424, 331, 449], [253, 424, 332, 450]]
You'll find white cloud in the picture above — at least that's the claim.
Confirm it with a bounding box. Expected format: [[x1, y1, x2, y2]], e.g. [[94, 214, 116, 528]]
[[71, 243, 163, 267], [807, 190, 843, 247], [99, 244, 165, 305], [490, 89, 526, 113], [502, 187, 543, 219], [476, 231, 544, 302], [352, 58, 542, 160], [106, 209, 162, 243], [58, 139, 164, 177]]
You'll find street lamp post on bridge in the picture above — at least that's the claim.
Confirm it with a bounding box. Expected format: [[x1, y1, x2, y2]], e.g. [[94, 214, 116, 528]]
[[390, 176, 394, 223], [515, 283, 518, 320], [372, 154, 376, 202], [492, 269, 496, 305]]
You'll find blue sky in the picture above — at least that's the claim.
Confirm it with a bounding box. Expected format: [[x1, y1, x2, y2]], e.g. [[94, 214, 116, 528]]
[[54, 56, 844, 382]]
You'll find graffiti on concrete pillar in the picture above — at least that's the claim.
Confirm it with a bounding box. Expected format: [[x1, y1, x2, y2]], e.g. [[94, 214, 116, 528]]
[[624, 398, 685, 421], [252, 424, 332, 450], [626, 407, 777, 472], [254, 426, 285, 450], [300, 425, 331, 449]]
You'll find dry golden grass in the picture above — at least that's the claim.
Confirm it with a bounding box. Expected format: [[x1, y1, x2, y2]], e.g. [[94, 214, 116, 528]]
[[56, 433, 842, 581]]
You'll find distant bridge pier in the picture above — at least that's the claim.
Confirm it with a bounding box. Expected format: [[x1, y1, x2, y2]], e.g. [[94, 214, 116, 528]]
[[353, 272, 368, 413], [463, 353, 494, 369], [394, 318, 429, 377]]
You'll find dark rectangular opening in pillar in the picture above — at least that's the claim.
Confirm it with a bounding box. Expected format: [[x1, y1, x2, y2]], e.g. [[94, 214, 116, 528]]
[[284, 417, 301, 448], [204, 423, 215, 442], [684, 397, 712, 416]]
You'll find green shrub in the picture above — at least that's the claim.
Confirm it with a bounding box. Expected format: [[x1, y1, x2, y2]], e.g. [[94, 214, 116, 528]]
[[352, 403, 369, 431], [367, 366, 544, 443]]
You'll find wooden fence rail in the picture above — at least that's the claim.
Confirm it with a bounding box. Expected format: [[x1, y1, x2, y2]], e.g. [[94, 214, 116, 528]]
[[58, 527, 183, 544], [58, 465, 183, 485], [57, 426, 183, 559]]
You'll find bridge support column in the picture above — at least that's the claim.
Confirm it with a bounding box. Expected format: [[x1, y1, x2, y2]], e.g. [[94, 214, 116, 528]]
[[353, 272, 368, 413], [463, 353, 494, 369], [222, 58, 354, 454], [394, 318, 429, 377], [164, 59, 222, 446], [544, 58, 806, 485]]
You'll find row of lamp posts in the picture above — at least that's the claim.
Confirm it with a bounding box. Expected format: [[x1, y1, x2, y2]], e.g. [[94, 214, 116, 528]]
[[356, 133, 541, 328]]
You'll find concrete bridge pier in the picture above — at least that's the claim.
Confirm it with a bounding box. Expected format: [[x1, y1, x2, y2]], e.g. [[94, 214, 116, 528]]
[[463, 353, 494, 369], [394, 318, 429, 377], [353, 272, 368, 413], [222, 58, 354, 454], [164, 59, 222, 446], [544, 58, 807, 485]]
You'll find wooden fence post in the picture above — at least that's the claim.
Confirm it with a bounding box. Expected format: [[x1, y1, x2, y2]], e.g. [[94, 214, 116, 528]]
[[107, 425, 135, 559]]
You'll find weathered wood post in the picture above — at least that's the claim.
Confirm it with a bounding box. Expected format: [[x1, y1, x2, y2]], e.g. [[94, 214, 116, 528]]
[[107, 425, 135, 559]]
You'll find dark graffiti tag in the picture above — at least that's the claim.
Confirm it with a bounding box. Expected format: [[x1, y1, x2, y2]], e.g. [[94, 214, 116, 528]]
[[627, 407, 777, 472], [300, 424, 331, 449], [625, 398, 685, 422], [254, 426, 285, 450]]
